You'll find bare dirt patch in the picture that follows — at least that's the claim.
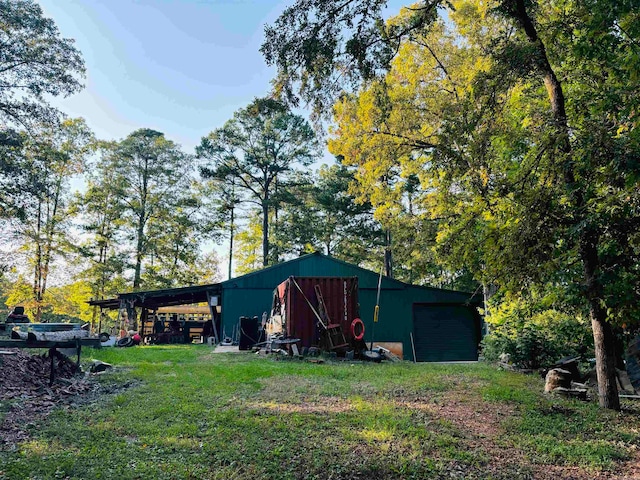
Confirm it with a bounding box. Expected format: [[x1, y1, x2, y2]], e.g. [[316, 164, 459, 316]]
[[253, 372, 640, 479]]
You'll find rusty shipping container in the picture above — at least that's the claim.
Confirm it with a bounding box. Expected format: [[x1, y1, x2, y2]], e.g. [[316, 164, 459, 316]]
[[271, 276, 360, 349]]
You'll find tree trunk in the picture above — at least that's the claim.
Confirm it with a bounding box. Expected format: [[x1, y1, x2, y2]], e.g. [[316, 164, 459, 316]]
[[228, 202, 235, 280], [591, 307, 620, 409], [384, 229, 393, 278], [33, 201, 43, 322], [133, 223, 144, 290], [133, 157, 149, 290], [580, 229, 620, 409], [510, 0, 620, 409], [262, 199, 269, 267], [39, 177, 62, 322]]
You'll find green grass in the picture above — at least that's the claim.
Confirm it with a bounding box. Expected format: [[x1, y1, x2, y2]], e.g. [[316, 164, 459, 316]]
[[1, 346, 638, 479]]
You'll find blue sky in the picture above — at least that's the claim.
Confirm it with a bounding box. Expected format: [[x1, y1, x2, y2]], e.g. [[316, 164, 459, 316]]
[[40, 0, 407, 154], [40, 0, 290, 151], [33, 0, 407, 279]]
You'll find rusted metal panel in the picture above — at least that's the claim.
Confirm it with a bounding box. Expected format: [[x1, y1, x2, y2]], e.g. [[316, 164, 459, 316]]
[[274, 276, 359, 349]]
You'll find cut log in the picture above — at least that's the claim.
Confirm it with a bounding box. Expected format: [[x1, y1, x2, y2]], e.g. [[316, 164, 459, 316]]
[[545, 368, 572, 392], [551, 356, 582, 382], [552, 387, 588, 400], [25, 330, 90, 342]]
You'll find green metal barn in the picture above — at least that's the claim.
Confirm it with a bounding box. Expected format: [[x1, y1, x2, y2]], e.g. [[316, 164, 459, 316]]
[[97, 252, 483, 361], [219, 253, 483, 362]]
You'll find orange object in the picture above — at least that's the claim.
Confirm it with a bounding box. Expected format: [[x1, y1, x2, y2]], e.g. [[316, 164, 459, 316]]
[[351, 318, 365, 341]]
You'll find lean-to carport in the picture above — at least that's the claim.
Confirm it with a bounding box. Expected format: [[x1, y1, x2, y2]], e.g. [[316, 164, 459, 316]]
[[88, 283, 223, 343]]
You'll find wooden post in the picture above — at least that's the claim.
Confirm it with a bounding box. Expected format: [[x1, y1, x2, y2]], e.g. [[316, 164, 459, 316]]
[[410, 332, 417, 363], [118, 299, 126, 337], [206, 291, 220, 344], [49, 348, 55, 386], [140, 308, 148, 338], [76, 338, 81, 366]]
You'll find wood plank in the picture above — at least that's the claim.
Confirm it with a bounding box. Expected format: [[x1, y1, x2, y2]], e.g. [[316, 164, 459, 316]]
[[0, 338, 101, 349]]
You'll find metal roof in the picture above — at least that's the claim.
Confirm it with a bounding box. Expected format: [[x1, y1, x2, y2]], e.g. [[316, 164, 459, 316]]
[[118, 283, 222, 309], [88, 252, 480, 310], [88, 283, 222, 310], [87, 298, 121, 309]]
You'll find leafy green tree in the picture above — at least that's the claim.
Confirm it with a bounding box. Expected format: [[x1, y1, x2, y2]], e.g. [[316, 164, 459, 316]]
[[74, 141, 127, 303], [273, 162, 384, 265], [112, 128, 195, 290], [143, 191, 205, 288], [0, 130, 32, 219], [191, 250, 223, 284], [234, 211, 264, 275], [9, 118, 93, 321], [0, 0, 84, 129], [197, 97, 319, 267], [0, 0, 84, 220], [4, 276, 94, 324], [197, 172, 241, 279], [263, 0, 640, 410]]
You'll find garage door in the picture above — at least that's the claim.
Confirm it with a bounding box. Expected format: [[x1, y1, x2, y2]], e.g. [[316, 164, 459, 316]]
[[412, 304, 479, 362]]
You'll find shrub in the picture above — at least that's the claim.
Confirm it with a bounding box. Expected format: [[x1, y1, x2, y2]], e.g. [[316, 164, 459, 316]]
[[481, 298, 593, 369]]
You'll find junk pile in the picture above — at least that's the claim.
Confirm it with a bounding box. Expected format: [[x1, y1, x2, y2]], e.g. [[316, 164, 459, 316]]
[[116, 331, 142, 347], [9, 322, 90, 342], [543, 354, 640, 401], [544, 358, 589, 400], [258, 276, 384, 361], [1, 306, 95, 343]]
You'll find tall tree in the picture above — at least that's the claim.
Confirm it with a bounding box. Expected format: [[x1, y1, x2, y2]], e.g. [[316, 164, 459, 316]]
[[234, 211, 264, 275], [113, 129, 194, 290], [197, 173, 240, 279], [0, 0, 85, 219], [75, 141, 127, 303], [263, 0, 640, 409], [0, 130, 31, 219], [197, 97, 319, 267], [10, 118, 94, 321], [275, 162, 383, 264], [143, 191, 204, 288]]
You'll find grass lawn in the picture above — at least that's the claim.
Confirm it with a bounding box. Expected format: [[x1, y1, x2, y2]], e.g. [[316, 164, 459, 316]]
[[1, 345, 639, 479]]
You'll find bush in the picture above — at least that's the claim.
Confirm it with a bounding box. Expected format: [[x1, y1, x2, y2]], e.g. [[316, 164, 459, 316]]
[[481, 298, 593, 369]]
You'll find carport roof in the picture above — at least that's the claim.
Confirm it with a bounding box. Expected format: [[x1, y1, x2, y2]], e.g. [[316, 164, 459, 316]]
[[89, 283, 222, 310]]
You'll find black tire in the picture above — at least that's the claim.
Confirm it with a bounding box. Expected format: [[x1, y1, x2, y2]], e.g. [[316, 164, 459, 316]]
[[116, 336, 133, 348], [99, 332, 110, 343]]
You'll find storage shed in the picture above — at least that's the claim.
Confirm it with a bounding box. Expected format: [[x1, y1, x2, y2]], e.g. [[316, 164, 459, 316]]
[[218, 253, 483, 362], [93, 252, 483, 361]]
